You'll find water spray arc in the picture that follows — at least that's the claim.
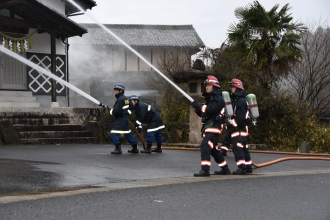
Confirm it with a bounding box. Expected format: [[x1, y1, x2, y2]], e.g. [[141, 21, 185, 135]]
[[0, 47, 101, 106], [0, 46, 146, 147], [67, 0, 194, 103]]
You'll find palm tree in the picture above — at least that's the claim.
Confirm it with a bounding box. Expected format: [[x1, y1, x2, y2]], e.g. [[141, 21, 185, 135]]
[[227, 1, 306, 90]]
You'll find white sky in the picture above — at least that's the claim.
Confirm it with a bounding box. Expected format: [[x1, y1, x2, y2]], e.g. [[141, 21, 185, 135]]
[[70, 0, 330, 48]]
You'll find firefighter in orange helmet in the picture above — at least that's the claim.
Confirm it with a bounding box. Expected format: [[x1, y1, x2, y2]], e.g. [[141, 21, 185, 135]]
[[221, 78, 253, 174], [191, 75, 231, 177]]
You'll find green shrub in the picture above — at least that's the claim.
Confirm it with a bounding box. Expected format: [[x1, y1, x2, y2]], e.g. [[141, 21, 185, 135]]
[[249, 93, 330, 153]]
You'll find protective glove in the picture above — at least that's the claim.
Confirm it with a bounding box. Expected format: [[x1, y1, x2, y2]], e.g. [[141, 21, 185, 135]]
[[134, 123, 142, 133], [191, 100, 199, 109], [99, 102, 106, 109]]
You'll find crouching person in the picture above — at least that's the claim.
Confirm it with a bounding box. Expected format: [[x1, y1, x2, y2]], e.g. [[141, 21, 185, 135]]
[[129, 95, 165, 153]]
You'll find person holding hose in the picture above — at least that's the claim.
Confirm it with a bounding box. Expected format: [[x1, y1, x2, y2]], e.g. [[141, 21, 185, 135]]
[[129, 95, 165, 153], [191, 75, 231, 177], [221, 78, 252, 174], [108, 83, 139, 154]]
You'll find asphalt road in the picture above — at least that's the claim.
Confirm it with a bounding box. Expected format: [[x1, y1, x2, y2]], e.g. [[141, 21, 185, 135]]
[[0, 144, 329, 220]]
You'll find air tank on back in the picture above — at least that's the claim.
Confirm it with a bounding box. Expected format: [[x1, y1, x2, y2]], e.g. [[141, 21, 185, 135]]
[[246, 93, 259, 125], [222, 91, 233, 121]]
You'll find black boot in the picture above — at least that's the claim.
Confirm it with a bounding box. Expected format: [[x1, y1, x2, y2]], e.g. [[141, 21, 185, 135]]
[[246, 166, 253, 173], [111, 144, 122, 154], [128, 144, 139, 153], [141, 144, 152, 153], [233, 168, 247, 175], [214, 167, 231, 175], [151, 144, 162, 153], [194, 169, 210, 177]]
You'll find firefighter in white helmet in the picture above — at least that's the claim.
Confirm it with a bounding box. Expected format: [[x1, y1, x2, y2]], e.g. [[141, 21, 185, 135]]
[[221, 78, 253, 174], [191, 75, 231, 177]]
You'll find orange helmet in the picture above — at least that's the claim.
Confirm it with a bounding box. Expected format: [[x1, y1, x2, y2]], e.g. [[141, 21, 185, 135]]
[[229, 78, 244, 90], [204, 75, 220, 88]]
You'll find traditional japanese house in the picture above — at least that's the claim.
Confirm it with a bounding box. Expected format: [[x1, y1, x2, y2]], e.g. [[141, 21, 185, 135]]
[[69, 24, 205, 107], [0, 0, 96, 108]]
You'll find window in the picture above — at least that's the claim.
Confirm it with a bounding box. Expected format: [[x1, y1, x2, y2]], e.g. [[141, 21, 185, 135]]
[[201, 83, 205, 93], [189, 82, 197, 93]]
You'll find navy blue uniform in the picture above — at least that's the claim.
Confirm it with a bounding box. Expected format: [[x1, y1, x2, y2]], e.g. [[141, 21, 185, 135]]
[[224, 95, 252, 170], [134, 102, 165, 146], [109, 92, 137, 145]]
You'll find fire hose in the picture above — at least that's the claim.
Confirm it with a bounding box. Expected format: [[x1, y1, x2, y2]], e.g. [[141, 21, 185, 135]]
[[128, 121, 146, 150], [98, 105, 146, 150], [252, 156, 330, 168], [163, 147, 330, 168]]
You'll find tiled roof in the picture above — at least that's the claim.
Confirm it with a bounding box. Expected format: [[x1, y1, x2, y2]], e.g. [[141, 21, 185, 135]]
[[70, 23, 205, 47], [65, 0, 97, 15], [0, 0, 87, 38]]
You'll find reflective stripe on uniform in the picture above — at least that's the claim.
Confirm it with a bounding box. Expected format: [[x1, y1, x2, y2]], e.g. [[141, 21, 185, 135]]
[[128, 110, 132, 114], [122, 105, 129, 109], [246, 110, 250, 119], [204, 127, 222, 134], [231, 119, 238, 127], [201, 160, 211, 166], [136, 120, 142, 125], [218, 161, 227, 167], [110, 109, 114, 115], [110, 129, 132, 134], [147, 125, 165, 132], [220, 107, 225, 115], [245, 160, 252, 165], [221, 146, 229, 151], [236, 160, 245, 166], [237, 142, 244, 148], [148, 105, 151, 111], [201, 105, 207, 112], [208, 140, 213, 149], [231, 131, 249, 138]]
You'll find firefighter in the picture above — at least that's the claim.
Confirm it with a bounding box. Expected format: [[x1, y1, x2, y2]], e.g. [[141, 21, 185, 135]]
[[222, 78, 253, 174], [109, 83, 138, 154], [191, 75, 231, 177], [220, 131, 230, 156], [129, 95, 165, 153]]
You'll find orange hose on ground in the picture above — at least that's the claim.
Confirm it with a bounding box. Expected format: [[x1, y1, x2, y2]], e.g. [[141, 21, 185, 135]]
[[252, 157, 330, 168], [161, 146, 330, 169]]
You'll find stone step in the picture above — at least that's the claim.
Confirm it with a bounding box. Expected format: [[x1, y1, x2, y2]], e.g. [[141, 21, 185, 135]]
[[0, 96, 37, 102], [18, 131, 94, 139], [14, 124, 85, 132], [0, 102, 40, 107], [0, 91, 33, 97], [0, 91, 39, 108], [8, 118, 70, 125], [20, 137, 100, 145]]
